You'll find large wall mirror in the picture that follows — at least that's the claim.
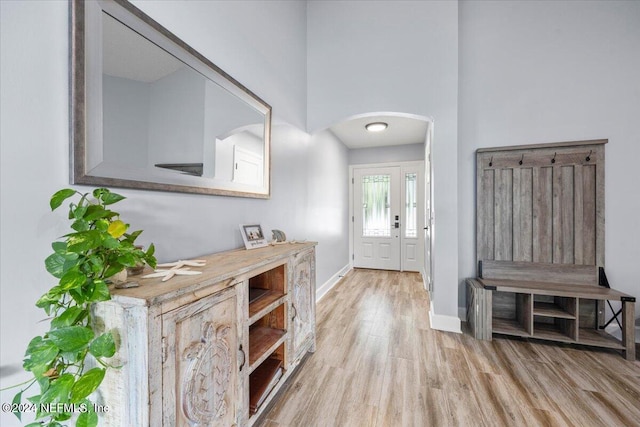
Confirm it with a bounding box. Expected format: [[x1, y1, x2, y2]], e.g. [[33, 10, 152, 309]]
[[71, 0, 271, 198]]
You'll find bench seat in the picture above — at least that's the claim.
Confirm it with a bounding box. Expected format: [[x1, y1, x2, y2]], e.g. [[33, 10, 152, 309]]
[[477, 277, 634, 301]]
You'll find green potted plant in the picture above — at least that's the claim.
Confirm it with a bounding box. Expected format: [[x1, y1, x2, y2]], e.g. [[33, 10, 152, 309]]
[[7, 188, 156, 427]]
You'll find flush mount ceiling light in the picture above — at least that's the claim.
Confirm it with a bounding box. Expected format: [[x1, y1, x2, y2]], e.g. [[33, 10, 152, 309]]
[[365, 122, 388, 132]]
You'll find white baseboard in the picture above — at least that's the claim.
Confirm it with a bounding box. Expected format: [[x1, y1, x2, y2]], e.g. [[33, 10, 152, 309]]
[[429, 302, 462, 333], [421, 267, 428, 292], [604, 323, 640, 343], [316, 264, 351, 302]]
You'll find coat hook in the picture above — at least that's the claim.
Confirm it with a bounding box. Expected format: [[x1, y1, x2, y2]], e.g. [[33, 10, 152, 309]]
[[489, 156, 493, 167], [586, 150, 592, 162], [519, 154, 524, 165], [551, 152, 557, 164]]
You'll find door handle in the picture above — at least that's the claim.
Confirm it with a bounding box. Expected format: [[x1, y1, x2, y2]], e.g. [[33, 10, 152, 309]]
[[394, 222, 400, 229]]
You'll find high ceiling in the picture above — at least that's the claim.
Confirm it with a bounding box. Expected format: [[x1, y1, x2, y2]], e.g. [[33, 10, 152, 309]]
[[329, 114, 428, 149]]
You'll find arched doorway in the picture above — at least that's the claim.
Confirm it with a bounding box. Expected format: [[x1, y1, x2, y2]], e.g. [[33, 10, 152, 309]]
[[323, 112, 433, 282]]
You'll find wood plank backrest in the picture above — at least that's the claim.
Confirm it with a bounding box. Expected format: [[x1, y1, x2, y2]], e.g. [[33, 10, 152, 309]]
[[480, 260, 598, 286], [476, 139, 606, 269]]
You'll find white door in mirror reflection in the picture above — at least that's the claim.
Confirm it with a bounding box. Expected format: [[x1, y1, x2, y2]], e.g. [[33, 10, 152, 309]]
[[209, 126, 264, 187], [233, 146, 263, 186]]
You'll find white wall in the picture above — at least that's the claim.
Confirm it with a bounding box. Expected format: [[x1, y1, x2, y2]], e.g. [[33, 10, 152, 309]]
[[307, 0, 460, 321], [458, 1, 640, 315], [148, 68, 206, 165], [103, 75, 150, 166], [1, 4, 70, 417], [0, 2, 349, 425], [307, 130, 351, 280], [349, 143, 424, 165]]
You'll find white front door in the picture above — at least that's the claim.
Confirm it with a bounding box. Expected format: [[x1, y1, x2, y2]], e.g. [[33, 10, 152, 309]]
[[353, 167, 401, 270], [353, 163, 424, 272]]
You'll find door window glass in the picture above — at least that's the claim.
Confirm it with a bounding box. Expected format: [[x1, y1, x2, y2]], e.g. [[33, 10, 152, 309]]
[[362, 175, 391, 237], [405, 173, 417, 238]]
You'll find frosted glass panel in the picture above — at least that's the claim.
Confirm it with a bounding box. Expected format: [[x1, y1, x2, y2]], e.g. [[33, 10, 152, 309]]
[[405, 173, 417, 238], [362, 175, 391, 237]]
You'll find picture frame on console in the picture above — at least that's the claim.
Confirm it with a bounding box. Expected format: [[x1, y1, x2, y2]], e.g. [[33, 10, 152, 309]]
[[240, 224, 268, 249]]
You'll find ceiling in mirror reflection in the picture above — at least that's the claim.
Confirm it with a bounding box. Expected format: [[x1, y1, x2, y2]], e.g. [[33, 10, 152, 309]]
[[103, 12, 183, 82]]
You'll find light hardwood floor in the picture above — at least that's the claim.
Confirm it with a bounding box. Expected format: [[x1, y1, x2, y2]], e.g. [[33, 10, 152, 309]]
[[260, 269, 640, 427]]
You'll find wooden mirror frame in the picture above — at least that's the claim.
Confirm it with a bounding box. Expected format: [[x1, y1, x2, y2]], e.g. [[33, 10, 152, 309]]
[[70, 0, 272, 198]]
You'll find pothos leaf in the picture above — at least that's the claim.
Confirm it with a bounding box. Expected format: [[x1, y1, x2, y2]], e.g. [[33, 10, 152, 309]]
[[70, 368, 105, 403], [100, 191, 126, 205], [116, 253, 136, 266], [27, 394, 41, 405], [59, 269, 87, 291], [125, 229, 142, 241], [51, 306, 87, 329], [145, 244, 157, 268], [107, 220, 128, 238], [83, 205, 112, 221], [52, 241, 67, 253], [90, 280, 111, 302], [40, 373, 74, 405], [103, 264, 124, 279], [12, 390, 23, 421], [47, 326, 94, 352], [95, 218, 110, 233], [145, 243, 155, 257], [66, 230, 103, 253], [89, 332, 115, 359], [35, 287, 65, 315], [102, 236, 120, 249], [71, 219, 90, 232], [76, 409, 98, 427], [50, 189, 77, 211], [24, 336, 59, 367], [45, 253, 66, 278], [73, 204, 88, 220]]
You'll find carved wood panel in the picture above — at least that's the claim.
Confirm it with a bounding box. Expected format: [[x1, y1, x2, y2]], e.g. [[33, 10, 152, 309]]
[[476, 140, 606, 267], [182, 323, 231, 423], [162, 286, 239, 427]]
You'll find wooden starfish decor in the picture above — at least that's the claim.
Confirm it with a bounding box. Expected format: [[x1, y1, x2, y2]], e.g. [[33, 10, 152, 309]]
[[142, 259, 207, 282]]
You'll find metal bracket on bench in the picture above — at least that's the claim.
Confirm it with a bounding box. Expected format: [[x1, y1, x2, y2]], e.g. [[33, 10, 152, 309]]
[[598, 268, 635, 331], [602, 300, 623, 330]]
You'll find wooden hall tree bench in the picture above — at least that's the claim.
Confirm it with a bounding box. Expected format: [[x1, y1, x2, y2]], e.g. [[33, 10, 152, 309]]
[[466, 260, 636, 360], [470, 139, 636, 361]]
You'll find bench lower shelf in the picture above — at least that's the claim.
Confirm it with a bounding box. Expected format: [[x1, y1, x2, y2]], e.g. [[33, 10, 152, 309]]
[[493, 317, 625, 350], [466, 278, 635, 360]]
